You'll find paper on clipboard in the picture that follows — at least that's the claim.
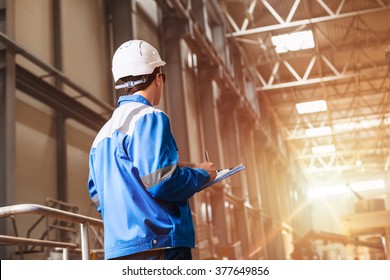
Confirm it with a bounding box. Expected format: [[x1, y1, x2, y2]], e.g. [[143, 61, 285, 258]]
[[199, 163, 245, 191]]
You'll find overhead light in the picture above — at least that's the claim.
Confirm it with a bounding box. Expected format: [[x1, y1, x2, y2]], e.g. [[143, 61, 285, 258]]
[[305, 126, 332, 137], [333, 114, 390, 133], [296, 100, 327, 114], [271, 30, 315, 54], [308, 179, 385, 199], [311, 144, 335, 154]]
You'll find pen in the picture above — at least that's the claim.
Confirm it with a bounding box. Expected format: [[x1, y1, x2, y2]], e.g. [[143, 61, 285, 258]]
[[205, 150, 209, 162]]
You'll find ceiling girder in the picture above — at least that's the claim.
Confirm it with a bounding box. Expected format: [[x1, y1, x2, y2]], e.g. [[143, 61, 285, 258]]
[[257, 53, 387, 91], [224, 0, 390, 37], [220, 0, 390, 179], [259, 67, 386, 91]]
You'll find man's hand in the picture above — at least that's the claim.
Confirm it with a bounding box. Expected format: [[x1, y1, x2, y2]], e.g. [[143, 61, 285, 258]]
[[199, 161, 217, 182]]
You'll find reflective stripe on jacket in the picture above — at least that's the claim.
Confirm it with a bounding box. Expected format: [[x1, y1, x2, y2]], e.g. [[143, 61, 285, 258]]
[[88, 94, 210, 259]]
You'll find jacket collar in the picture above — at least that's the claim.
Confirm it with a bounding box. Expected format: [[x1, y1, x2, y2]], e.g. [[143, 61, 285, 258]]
[[117, 94, 152, 107]]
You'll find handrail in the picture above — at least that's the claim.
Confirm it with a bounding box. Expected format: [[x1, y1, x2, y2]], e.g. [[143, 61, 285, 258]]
[[0, 204, 103, 260], [0, 204, 102, 227], [0, 235, 77, 260], [0, 235, 77, 249]]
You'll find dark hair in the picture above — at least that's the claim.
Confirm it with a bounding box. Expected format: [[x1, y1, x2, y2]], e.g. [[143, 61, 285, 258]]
[[120, 67, 161, 95]]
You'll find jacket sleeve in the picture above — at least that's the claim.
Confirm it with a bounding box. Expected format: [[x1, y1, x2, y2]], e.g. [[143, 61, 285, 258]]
[[88, 151, 102, 212], [129, 111, 210, 202]]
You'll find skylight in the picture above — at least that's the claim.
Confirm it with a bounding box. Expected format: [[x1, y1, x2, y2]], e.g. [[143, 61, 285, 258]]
[[271, 30, 315, 53], [296, 100, 327, 114], [305, 126, 332, 137], [311, 144, 335, 154], [333, 114, 390, 133]]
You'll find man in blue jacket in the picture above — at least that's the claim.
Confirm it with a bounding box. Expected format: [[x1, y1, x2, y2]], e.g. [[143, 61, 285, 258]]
[[88, 40, 217, 260]]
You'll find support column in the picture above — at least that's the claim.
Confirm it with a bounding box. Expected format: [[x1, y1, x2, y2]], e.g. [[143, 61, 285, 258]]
[[211, 96, 238, 254], [252, 130, 269, 258], [197, 62, 220, 166], [219, 95, 243, 193], [55, 114, 67, 202], [257, 139, 273, 214], [236, 115, 264, 258], [231, 109, 252, 258], [0, 0, 16, 259], [218, 94, 252, 258], [106, 0, 134, 49], [197, 62, 232, 256], [105, 0, 134, 104], [259, 147, 279, 260], [53, 0, 68, 204], [238, 114, 261, 207], [265, 149, 285, 259], [161, 14, 191, 160], [210, 187, 228, 249]]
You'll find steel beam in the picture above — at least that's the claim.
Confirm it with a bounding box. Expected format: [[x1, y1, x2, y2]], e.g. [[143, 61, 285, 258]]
[[0, 32, 114, 114], [226, 5, 390, 37], [16, 66, 107, 131], [258, 59, 387, 91]]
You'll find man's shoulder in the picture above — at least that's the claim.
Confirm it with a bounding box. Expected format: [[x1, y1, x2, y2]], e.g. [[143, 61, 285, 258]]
[[117, 102, 168, 120], [114, 103, 169, 135]]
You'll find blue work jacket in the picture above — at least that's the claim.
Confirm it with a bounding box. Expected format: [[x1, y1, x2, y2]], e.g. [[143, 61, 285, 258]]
[[88, 94, 210, 259]]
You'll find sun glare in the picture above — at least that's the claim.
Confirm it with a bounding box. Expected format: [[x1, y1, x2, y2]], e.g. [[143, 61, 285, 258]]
[[308, 179, 385, 199]]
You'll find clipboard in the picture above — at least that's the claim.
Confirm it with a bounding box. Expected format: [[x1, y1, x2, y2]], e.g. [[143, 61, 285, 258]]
[[199, 163, 246, 191]]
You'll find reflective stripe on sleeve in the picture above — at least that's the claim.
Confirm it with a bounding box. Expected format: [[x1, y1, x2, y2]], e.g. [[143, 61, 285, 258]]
[[141, 164, 178, 189], [91, 194, 100, 208]]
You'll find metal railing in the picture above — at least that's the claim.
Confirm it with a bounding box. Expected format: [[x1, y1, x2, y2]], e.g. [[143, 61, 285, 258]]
[[21, 198, 80, 257], [0, 204, 103, 260]]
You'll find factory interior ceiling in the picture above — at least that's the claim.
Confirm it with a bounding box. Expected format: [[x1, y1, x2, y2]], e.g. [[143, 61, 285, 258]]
[[220, 0, 390, 185]]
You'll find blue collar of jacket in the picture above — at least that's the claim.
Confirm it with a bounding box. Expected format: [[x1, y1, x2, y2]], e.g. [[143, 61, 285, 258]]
[[117, 94, 152, 107]]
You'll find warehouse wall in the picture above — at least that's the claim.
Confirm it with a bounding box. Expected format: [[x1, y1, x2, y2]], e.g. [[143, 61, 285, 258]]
[[13, 0, 57, 241], [15, 0, 53, 73], [61, 0, 111, 103], [66, 120, 97, 218], [9, 0, 110, 241], [15, 95, 56, 204]]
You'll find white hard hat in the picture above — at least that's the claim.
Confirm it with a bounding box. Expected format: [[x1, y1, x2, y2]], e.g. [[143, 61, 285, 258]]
[[112, 40, 166, 82]]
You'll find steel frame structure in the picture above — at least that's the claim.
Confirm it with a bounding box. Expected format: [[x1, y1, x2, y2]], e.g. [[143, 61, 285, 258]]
[[220, 0, 390, 182]]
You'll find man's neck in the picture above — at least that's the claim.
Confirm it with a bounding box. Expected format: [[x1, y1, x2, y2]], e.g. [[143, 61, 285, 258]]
[[133, 91, 152, 106]]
